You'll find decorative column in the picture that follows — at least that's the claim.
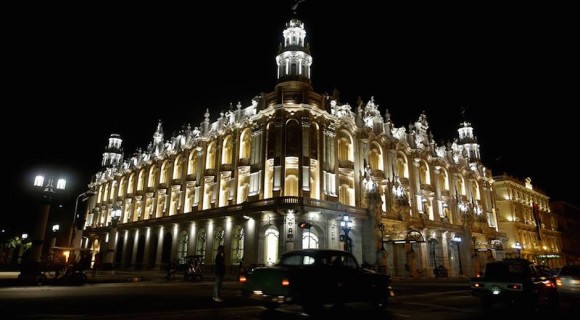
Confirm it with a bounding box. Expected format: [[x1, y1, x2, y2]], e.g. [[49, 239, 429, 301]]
[[104, 205, 121, 272]]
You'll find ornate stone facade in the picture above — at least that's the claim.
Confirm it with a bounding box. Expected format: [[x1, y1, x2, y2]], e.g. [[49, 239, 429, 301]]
[[81, 18, 519, 278]]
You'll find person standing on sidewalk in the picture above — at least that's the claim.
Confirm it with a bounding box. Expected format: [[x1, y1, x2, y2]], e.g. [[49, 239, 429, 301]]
[[213, 245, 225, 302]]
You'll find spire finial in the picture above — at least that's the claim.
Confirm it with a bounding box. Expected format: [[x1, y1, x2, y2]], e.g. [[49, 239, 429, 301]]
[[292, 0, 306, 14]]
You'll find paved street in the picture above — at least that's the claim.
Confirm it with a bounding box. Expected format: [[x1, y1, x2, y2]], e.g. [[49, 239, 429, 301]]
[[0, 272, 576, 319]]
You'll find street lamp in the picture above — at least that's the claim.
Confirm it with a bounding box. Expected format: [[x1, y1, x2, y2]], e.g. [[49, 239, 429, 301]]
[[68, 190, 96, 251], [452, 236, 463, 276], [340, 214, 353, 253], [30, 175, 66, 265], [514, 242, 522, 258]]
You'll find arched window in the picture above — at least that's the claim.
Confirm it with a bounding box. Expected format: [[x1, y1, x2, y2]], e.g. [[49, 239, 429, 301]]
[[222, 136, 233, 165], [177, 231, 188, 259], [369, 142, 383, 171], [187, 151, 197, 176], [302, 229, 319, 249], [213, 227, 225, 262], [231, 226, 244, 264], [195, 229, 207, 262], [265, 226, 279, 265], [173, 155, 183, 180], [118, 177, 126, 197], [239, 129, 252, 160], [128, 174, 135, 194], [337, 131, 353, 161], [285, 121, 301, 157], [439, 169, 449, 191], [419, 161, 430, 185], [148, 166, 157, 188], [160, 160, 169, 184], [206, 142, 216, 170], [396, 154, 409, 178]]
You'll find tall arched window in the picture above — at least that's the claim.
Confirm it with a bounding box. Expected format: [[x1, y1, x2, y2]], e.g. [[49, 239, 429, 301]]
[[439, 169, 449, 191], [177, 231, 188, 259], [173, 155, 183, 180], [239, 128, 252, 160], [369, 142, 383, 171], [231, 226, 244, 264], [419, 161, 430, 185], [206, 142, 216, 170], [160, 160, 169, 184], [396, 154, 409, 178], [118, 177, 126, 197], [265, 226, 279, 265], [213, 227, 225, 262], [148, 166, 157, 188], [128, 174, 135, 194], [187, 151, 197, 176], [196, 229, 206, 262], [222, 136, 233, 165]]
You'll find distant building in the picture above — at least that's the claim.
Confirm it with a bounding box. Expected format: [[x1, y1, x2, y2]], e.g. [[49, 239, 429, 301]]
[[550, 201, 580, 265], [82, 17, 508, 278], [493, 175, 563, 268]]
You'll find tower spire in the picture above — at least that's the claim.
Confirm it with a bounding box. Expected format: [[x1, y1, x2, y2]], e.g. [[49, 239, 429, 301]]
[[275, 16, 313, 86]]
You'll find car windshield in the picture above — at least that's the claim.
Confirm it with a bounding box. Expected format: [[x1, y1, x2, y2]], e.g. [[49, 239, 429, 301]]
[[484, 262, 527, 281], [279, 252, 358, 269]]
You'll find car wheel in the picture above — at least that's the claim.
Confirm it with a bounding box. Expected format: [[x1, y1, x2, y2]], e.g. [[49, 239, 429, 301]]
[[372, 296, 390, 310], [36, 274, 47, 286]]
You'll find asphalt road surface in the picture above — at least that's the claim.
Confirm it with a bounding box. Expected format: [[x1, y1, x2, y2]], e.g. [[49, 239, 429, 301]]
[[0, 279, 576, 319]]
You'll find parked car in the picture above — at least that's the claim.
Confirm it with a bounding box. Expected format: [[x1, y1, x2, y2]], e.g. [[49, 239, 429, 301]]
[[556, 264, 580, 299], [470, 259, 559, 311], [239, 249, 394, 314]]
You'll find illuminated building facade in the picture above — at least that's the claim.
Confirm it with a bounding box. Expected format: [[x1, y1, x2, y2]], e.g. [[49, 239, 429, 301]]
[[493, 175, 564, 267], [82, 18, 510, 278]]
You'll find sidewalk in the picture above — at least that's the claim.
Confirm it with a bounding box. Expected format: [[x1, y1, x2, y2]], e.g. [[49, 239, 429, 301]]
[[0, 270, 239, 287]]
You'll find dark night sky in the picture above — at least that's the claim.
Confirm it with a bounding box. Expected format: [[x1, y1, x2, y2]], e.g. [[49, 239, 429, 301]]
[[5, 1, 579, 234]]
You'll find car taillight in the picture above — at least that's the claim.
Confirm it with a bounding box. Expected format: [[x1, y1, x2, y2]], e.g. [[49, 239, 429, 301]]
[[508, 284, 521, 289], [239, 275, 247, 283], [282, 279, 290, 286], [542, 280, 555, 288], [473, 282, 484, 288]]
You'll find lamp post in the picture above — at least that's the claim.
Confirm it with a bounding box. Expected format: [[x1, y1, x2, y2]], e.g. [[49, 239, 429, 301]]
[[29, 175, 66, 265], [104, 205, 122, 271], [452, 236, 463, 276], [69, 190, 96, 254], [514, 242, 522, 258], [340, 214, 353, 253]]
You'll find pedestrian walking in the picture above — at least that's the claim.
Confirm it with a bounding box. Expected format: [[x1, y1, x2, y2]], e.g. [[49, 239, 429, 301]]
[[213, 245, 225, 302]]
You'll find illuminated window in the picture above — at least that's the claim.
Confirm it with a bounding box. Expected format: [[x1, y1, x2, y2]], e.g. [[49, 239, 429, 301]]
[[265, 226, 279, 265]]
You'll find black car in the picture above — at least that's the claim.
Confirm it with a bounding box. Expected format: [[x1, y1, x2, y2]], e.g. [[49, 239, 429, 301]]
[[240, 249, 394, 314], [471, 259, 559, 311]]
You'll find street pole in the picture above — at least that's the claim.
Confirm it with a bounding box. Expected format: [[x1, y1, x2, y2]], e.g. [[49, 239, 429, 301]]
[[69, 191, 94, 251]]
